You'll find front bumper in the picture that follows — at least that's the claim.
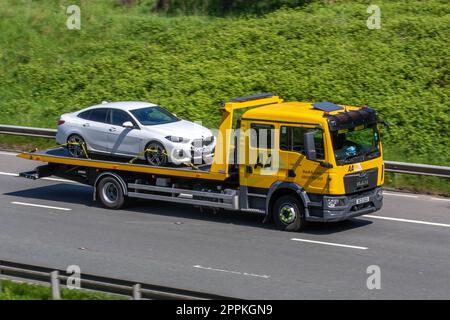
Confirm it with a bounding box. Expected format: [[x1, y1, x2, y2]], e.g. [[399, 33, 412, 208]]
[[168, 144, 215, 165], [306, 187, 383, 222]]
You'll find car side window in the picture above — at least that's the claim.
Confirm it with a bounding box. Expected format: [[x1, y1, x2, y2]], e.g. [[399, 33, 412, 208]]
[[280, 126, 325, 160], [111, 109, 135, 127], [78, 110, 91, 120], [89, 108, 109, 123]]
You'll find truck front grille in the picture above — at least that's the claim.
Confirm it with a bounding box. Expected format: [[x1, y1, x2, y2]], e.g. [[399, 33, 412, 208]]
[[344, 168, 378, 194]]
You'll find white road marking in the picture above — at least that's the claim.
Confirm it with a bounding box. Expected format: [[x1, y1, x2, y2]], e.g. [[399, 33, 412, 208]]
[[193, 265, 270, 279], [11, 201, 71, 211], [365, 215, 450, 228], [291, 238, 368, 250], [0, 171, 77, 184], [0, 171, 19, 177], [42, 177, 74, 183], [383, 192, 418, 198], [0, 151, 18, 156], [430, 197, 450, 202]]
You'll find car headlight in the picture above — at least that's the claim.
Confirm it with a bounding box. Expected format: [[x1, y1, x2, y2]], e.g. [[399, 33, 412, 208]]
[[165, 136, 186, 143], [325, 197, 345, 208]]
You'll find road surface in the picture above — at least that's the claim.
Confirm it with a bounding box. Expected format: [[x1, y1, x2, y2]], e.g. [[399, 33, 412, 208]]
[[0, 151, 449, 299]]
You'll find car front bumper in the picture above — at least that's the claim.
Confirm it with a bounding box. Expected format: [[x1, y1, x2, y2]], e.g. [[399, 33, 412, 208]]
[[306, 187, 383, 222], [168, 144, 215, 165]]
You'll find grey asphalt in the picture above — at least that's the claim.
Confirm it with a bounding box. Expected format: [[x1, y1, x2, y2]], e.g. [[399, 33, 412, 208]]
[[0, 151, 449, 299]]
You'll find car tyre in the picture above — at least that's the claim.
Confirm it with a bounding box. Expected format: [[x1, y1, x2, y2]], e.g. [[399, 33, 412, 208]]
[[97, 176, 126, 210], [67, 134, 87, 158]]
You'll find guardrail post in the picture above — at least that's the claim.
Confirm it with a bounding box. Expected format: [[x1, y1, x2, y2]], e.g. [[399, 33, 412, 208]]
[[132, 283, 141, 300], [50, 271, 61, 300]]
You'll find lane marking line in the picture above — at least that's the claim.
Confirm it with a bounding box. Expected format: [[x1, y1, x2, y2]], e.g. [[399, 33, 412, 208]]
[[42, 177, 74, 183], [383, 192, 418, 198], [11, 201, 71, 211], [0, 171, 77, 184], [0, 152, 18, 156], [430, 197, 450, 202], [291, 238, 368, 250], [365, 215, 450, 228], [193, 265, 270, 279], [0, 172, 19, 177]]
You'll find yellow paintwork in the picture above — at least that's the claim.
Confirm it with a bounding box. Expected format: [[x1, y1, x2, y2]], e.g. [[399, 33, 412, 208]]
[[210, 95, 283, 175], [237, 100, 384, 195]]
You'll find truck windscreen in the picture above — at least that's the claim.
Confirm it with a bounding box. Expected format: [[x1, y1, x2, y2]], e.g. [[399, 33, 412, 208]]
[[331, 124, 381, 165]]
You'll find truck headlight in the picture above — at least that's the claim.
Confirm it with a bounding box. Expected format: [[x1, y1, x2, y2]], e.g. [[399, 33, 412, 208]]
[[376, 188, 383, 200], [325, 197, 345, 208], [165, 136, 185, 143]]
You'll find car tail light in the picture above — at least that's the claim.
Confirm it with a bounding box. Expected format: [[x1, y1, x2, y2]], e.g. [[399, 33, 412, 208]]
[[57, 119, 65, 126]]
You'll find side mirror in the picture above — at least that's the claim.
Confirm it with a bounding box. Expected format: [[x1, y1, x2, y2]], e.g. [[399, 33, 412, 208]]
[[304, 131, 317, 161], [122, 121, 134, 129]]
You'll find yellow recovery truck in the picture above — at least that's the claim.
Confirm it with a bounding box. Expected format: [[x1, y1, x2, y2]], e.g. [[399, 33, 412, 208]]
[[18, 93, 385, 231]]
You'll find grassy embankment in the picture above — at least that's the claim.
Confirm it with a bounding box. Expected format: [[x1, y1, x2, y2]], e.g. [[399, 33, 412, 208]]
[[0, 279, 124, 300], [0, 0, 448, 194]]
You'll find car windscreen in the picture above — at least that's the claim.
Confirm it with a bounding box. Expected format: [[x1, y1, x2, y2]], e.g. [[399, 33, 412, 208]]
[[130, 106, 179, 126]]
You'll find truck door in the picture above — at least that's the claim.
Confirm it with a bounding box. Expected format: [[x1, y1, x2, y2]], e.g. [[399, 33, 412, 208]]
[[278, 125, 328, 194], [240, 121, 280, 191]]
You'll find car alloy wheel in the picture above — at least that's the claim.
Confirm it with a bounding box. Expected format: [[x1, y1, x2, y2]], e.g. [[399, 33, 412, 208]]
[[145, 142, 168, 166], [67, 135, 86, 158]]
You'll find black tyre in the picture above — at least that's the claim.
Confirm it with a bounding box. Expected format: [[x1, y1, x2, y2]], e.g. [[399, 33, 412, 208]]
[[67, 134, 87, 158], [145, 141, 168, 166], [272, 195, 305, 232], [97, 176, 126, 210]]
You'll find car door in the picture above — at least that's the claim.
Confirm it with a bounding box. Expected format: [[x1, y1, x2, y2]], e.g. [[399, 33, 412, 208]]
[[80, 108, 110, 152], [107, 109, 142, 156]]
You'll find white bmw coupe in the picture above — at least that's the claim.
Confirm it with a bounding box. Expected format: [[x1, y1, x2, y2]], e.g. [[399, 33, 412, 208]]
[[56, 101, 215, 166]]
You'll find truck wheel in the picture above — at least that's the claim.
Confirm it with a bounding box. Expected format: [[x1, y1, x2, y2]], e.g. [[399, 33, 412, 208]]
[[272, 195, 305, 232], [145, 141, 168, 166], [97, 176, 126, 209]]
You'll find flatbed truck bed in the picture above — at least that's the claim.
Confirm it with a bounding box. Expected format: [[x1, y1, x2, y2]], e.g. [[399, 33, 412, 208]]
[[17, 148, 227, 181], [17, 147, 241, 212]]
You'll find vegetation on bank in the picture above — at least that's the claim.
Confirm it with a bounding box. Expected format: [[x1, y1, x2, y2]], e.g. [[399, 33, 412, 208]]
[[0, 279, 125, 300], [0, 0, 448, 193]]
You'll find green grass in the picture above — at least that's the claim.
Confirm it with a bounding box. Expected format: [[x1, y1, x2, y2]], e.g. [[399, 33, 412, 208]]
[[0, 279, 125, 300], [0, 0, 448, 194]]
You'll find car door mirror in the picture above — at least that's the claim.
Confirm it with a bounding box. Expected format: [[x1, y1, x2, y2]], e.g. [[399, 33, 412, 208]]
[[122, 121, 134, 129], [304, 131, 317, 161]]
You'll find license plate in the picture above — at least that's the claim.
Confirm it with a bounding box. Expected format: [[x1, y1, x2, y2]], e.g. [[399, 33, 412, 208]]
[[356, 196, 370, 205]]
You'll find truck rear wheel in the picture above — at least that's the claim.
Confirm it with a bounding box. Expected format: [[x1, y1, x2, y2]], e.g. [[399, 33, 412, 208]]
[[97, 176, 126, 209], [272, 195, 305, 232]]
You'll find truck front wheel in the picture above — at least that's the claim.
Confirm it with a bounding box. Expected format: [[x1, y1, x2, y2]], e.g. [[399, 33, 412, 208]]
[[97, 176, 126, 210], [272, 195, 305, 232]]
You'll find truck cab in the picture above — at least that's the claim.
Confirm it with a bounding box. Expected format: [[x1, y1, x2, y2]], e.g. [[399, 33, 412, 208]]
[[227, 95, 384, 231]]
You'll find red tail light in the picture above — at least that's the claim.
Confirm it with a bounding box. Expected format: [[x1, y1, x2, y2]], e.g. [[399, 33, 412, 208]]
[[57, 119, 65, 126]]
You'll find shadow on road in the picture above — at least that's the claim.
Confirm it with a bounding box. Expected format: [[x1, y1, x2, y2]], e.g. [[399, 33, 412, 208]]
[[5, 183, 372, 234]]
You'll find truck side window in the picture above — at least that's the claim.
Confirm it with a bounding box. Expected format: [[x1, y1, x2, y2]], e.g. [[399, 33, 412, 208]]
[[280, 126, 325, 160], [250, 123, 274, 149]]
